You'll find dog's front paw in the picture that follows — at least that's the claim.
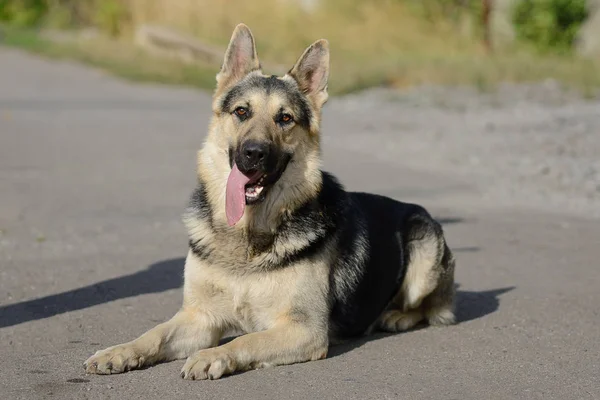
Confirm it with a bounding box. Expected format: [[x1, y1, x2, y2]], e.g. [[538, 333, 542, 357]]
[[84, 344, 144, 375], [181, 347, 236, 380]]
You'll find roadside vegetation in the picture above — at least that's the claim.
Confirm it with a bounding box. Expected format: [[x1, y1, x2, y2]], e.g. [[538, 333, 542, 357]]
[[1, 0, 598, 95]]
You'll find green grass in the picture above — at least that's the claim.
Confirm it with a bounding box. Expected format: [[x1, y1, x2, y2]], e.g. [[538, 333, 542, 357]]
[[1, 26, 599, 98]]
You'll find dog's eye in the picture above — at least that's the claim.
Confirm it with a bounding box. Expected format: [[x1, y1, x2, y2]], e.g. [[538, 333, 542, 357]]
[[279, 113, 294, 124], [234, 107, 249, 120]]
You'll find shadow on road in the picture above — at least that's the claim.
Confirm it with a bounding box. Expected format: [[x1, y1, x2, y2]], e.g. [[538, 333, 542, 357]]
[[0, 248, 509, 330], [0, 258, 185, 329], [455, 285, 515, 323], [0, 215, 468, 328], [328, 284, 515, 358]]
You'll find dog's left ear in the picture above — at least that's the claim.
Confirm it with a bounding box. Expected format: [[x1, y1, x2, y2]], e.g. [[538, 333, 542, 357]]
[[217, 24, 261, 92], [288, 39, 329, 108]]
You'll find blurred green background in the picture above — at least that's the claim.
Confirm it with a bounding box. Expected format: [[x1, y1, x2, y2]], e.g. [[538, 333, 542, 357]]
[[1, 0, 598, 94]]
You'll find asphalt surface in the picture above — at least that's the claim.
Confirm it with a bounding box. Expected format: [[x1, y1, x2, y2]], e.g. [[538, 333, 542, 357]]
[[1, 47, 599, 400]]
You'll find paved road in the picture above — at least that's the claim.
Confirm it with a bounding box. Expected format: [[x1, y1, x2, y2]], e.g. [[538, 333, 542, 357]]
[[1, 47, 599, 400]]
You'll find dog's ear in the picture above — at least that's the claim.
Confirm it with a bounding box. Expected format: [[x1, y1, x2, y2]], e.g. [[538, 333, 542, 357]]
[[217, 24, 261, 91], [288, 39, 329, 108]]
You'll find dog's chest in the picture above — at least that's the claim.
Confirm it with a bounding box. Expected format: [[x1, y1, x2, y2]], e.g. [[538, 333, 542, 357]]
[[185, 258, 301, 333], [228, 282, 279, 333]]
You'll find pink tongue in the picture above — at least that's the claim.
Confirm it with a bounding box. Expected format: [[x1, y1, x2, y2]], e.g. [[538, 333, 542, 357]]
[[225, 164, 253, 226]]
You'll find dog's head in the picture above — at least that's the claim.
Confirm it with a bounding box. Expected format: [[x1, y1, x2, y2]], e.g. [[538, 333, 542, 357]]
[[199, 24, 329, 228]]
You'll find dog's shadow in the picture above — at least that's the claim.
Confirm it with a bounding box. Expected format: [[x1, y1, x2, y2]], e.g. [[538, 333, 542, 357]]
[[0, 257, 514, 336], [327, 283, 515, 358], [0, 258, 185, 328], [0, 214, 470, 328]]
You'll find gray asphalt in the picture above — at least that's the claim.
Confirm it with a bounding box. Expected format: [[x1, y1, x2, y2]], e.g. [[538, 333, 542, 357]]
[[1, 47, 599, 400]]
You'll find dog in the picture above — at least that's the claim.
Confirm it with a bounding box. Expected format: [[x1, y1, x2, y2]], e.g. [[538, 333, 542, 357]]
[[84, 23, 456, 380]]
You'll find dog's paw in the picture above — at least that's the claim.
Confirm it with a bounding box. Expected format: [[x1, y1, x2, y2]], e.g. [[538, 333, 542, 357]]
[[379, 309, 424, 332], [427, 306, 456, 326], [180, 348, 236, 380], [84, 344, 144, 375]]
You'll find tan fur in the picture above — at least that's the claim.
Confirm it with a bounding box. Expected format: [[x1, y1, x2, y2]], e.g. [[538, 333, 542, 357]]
[[379, 308, 425, 332], [378, 238, 456, 332], [423, 245, 456, 326], [83, 23, 455, 380], [179, 251, 330, 379], [198, 71, 323, 234], [401, 235, 444, 311], [85, 248, 331, 378]]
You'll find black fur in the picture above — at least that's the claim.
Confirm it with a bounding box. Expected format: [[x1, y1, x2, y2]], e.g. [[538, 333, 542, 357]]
[[186, 171, 441, 338], [188, 184, 214, 260], [329, 191, 436, 338], [228, 146, 234, 168]]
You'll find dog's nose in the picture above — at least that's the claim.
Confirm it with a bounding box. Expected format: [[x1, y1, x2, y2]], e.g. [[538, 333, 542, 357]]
[[241, 140, 270, 169]]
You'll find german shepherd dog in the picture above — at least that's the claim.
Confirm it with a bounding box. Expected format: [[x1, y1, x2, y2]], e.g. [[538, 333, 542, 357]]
[[84, 24, 456, 380]]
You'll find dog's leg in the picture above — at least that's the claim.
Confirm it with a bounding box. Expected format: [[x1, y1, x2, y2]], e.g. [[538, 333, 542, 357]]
[[383, 243, 455, 331], [84, 309, 220, 374], [400, 233, 442, 311], [375, 227, 439, 333], [377, 218, 456, 333], [180, 321, 328, 380], [423, 243, 456, 326]]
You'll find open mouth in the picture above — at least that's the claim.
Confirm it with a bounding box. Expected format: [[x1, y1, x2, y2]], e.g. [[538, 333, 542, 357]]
[[225, 155, 291, 226], [226, 165, 273, 226], [244, 174, 268, 204]]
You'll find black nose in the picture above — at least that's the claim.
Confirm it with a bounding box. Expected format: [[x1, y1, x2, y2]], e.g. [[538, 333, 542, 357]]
[[240, 140, 270, 170]]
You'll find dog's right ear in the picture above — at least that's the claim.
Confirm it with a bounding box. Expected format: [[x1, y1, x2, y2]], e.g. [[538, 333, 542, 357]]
[[216, 24, 261, 92]]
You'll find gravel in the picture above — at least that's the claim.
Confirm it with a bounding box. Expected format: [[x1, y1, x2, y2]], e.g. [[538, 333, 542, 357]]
[[324, 81, 600, 218]]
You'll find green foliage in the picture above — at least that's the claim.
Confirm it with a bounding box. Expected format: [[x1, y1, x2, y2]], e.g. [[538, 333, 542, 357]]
[[0, 0, 128, 34], [513, 0, 589, 51], [0, 0, 48, 27], [92, 0, 128, 37]]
